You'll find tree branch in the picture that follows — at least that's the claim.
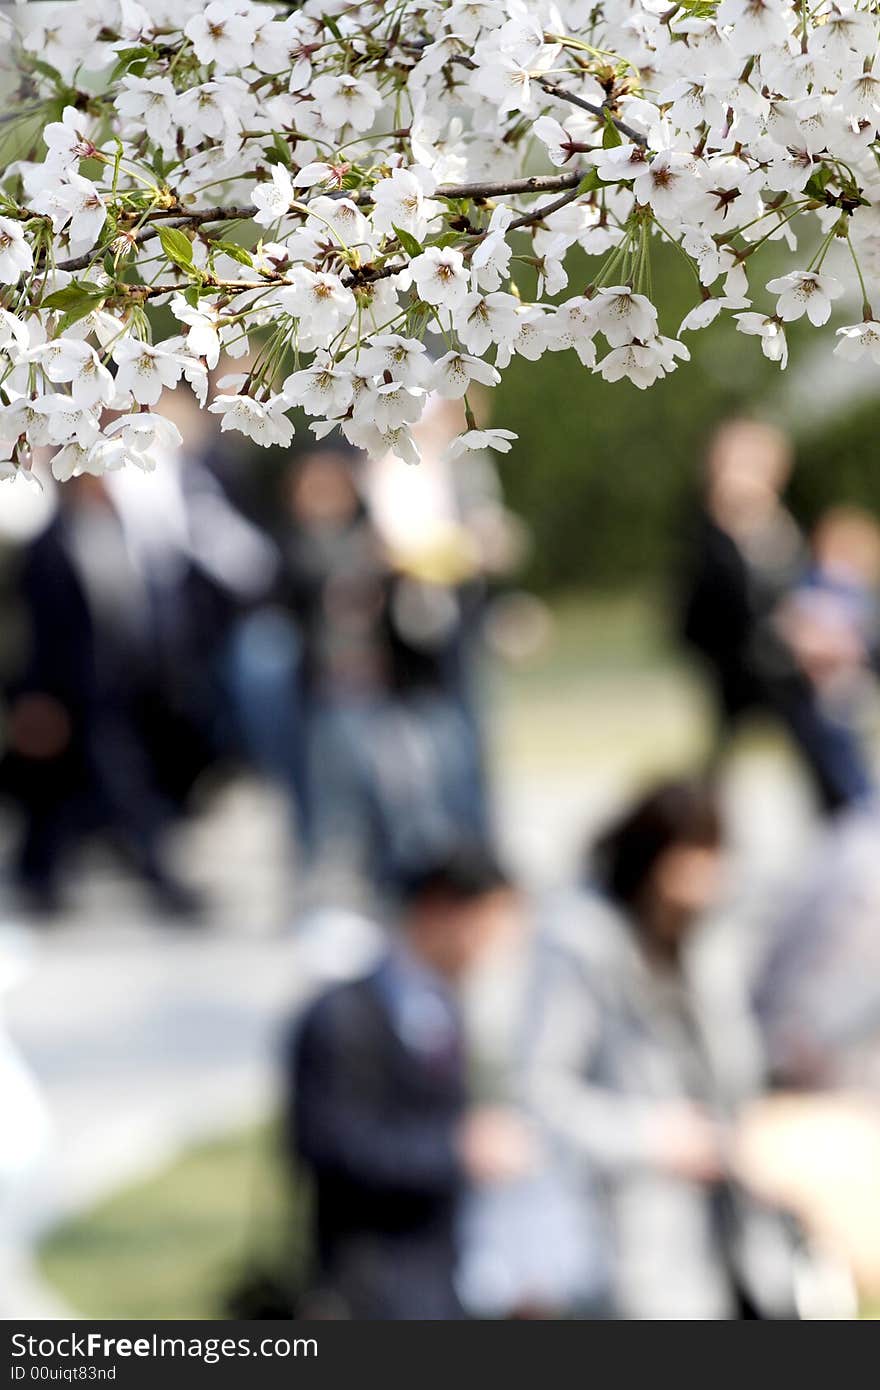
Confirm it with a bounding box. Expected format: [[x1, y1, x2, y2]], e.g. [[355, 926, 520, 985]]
[[507, 184, 585, 231], [56, 206, 255, 273], [55, 175, 585, 274], [537, 79, 648, 148], [434, 171, 582, 200], [445, 52, 648, 148]]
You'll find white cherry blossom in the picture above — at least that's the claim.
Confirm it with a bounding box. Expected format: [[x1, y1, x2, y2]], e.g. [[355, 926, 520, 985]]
[[184, 2, 258, 69], [283, 355, 354, 418], [371, 168, 440, 241], [432, 351, 500, 398], [445, 428, 518, 460], [309, 74, 382, 133], [834, 321, 880, 365], [409, 246, 470, 311], [734, 312, 789, 367], [112, 339, 186, 406], [208, 393, 295, 448], [1, 0, 880, 481], [765, 270, 845, 327], [252, 164, 294, 229], [0, 218, 33, 284], [593, 287, 658, 347]]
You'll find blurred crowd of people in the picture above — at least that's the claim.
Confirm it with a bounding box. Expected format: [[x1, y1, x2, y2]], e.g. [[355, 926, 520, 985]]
[[2, 407, 880, 1319], [0, 391, 520, 918], [282, 416, 880, 1321]]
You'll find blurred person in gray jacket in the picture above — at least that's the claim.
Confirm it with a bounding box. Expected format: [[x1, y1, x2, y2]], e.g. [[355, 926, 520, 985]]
[[523, 780, 801, 1320]]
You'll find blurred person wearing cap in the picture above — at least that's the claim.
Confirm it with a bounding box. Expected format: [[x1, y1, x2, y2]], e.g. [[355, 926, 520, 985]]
[[286, 845, 536, 1319], [680, 420, 873, 813], [523, 779, 802, 1319]]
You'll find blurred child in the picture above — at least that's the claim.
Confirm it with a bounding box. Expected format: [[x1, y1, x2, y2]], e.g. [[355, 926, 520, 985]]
[[776, 505, 880, 711]]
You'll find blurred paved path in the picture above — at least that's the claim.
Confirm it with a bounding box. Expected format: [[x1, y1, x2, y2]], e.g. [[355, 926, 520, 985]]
[[2, 757, 819, 1316]]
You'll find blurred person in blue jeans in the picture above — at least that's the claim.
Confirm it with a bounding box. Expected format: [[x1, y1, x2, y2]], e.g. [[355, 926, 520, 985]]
[[286, 846, 536, 1319], [248, 446, 489, 900], [524, 780, 802, 1319]]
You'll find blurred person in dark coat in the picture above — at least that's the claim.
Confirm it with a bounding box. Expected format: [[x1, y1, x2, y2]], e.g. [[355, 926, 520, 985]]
[[287, 846, 535, 1319], [680, 420, 873, 813], [4, 474, 196, 913], [524, 780, 801, 1320], [3, 398, 279, 916]]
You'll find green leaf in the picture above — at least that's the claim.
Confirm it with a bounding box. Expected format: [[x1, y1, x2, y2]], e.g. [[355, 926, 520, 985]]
[[159, 225, 196, 272], [323, 14, 343, 41], [602, 110, 623, 148], [576, 170, 603, 196], [42, 281, 106, 311], [108, 46, 155, 84], [392, 224, 424, 258], [27, 58, 64, 88], [213, 240, 253, 267], [271, 132, 293, 168], [58, 303, 102, 332], [803, 167, 833, 202], [184, 285, 201, 309]]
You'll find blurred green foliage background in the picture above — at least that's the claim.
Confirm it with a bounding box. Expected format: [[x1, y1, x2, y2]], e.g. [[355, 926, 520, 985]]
[[494, 241, 880, 593]]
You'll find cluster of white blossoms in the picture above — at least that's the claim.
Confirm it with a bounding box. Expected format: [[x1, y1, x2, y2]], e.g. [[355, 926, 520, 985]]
[[3, 0, 880, 482]]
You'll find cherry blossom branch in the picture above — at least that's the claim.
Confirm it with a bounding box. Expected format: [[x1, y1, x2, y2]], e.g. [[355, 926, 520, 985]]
[[433, 171, 582, 200], [537, 79, 648, 148], [56, 206, 255, 273], [445, 52, 648, 148], [54, 176, 585, 275]]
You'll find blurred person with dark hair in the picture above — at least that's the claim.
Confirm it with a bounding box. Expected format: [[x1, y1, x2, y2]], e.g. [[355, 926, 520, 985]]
[[523, 779, 801, 1319], [287, 845, 536, 1319], [680, 419, 873, 813]]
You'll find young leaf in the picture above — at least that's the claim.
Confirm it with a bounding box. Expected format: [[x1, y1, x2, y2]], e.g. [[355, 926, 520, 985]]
[[577, 169, 603, 195], [58, 303, 102, 332], [602, 110, 624, 148], [271, 133, 293, 168], [159, 225, 196, 272], [28, 58, 64, 88], [42, 281, 106, 311], [213, 241, 253, 267], [392, 224, 424, 258], [108, 45, 155, 84]]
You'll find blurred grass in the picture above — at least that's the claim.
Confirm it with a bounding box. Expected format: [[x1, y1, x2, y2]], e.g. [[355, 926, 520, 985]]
[[39, 1126, 307, 1320], [492, 589, 712, 777]]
